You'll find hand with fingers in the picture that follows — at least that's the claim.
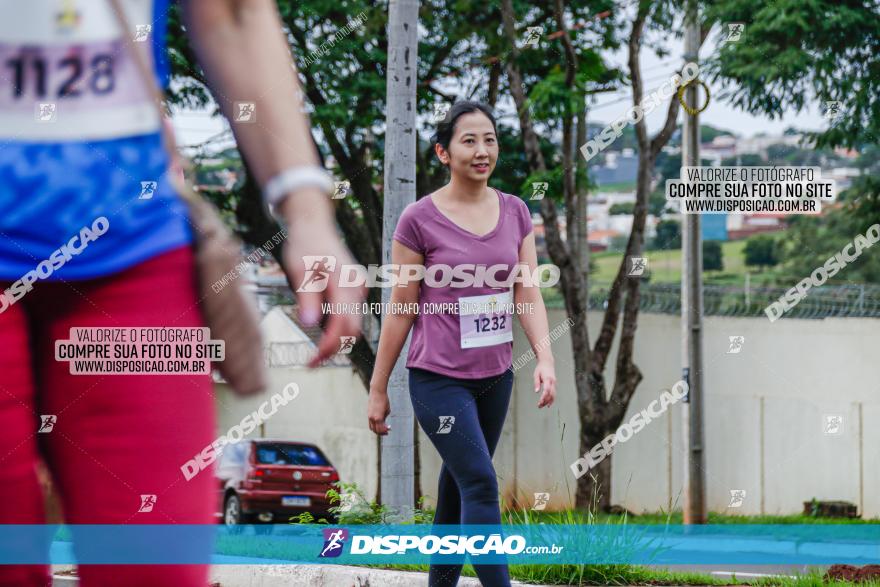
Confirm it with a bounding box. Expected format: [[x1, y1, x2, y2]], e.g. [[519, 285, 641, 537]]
[[534, 358, 557, 408], [367, 383, 392, 436], [278, 188, 365, 368]]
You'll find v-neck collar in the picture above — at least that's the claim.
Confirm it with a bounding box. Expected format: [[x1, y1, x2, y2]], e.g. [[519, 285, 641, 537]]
[[426, 188, 504, 241]]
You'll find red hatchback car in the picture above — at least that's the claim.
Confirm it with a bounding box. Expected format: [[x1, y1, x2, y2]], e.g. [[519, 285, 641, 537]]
[[215, 439, 340, 525]]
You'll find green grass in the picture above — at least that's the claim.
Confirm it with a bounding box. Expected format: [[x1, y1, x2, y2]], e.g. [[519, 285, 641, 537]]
[[755, 571, 880, 587], [372, 562, 735, 585], [596, 182, 638, 193], [521, 510, 879, 525], [752, 572, 880, 587], [586, 240, 783, 286]]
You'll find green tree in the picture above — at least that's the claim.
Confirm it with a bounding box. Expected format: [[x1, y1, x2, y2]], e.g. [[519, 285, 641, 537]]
[[609, 202, 635, 215], [708, 0, 880, 282], [702, 240, 723, 271], [743, 234, 780, 269], [497, 0, 712, 510], [653, 219, 681, 250], [706, 0, 880, 150]]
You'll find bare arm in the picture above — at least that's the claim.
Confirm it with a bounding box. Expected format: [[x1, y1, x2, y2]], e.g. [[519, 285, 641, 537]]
[[181, 0, 324, 198], [514, 232, 557, 407], [368, 241, 422, 435], [182, 0, 362, 361]]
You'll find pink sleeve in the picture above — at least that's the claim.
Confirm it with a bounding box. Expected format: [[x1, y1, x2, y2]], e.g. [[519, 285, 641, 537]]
[[514, 195, 533, 246], [392, 204, 425, 254]]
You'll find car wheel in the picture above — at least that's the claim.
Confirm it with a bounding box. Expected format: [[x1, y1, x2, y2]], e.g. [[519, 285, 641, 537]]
[[224, 494, 243, 526]]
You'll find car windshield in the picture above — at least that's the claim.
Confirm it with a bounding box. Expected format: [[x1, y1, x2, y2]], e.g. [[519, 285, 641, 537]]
[[255, 443, 329, 466]]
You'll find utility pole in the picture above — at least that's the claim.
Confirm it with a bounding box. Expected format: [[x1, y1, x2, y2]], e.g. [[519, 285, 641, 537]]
[[380, 0, 418, 518], [681, 0, 707, 525]]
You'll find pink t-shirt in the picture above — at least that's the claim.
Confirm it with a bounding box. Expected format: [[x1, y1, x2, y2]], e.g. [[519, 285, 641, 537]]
[[393, 188, 533, 379]]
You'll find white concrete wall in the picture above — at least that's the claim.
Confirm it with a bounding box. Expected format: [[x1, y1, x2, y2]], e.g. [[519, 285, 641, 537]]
[[499, 310, 880, 518], [215, 309, 880, 518]]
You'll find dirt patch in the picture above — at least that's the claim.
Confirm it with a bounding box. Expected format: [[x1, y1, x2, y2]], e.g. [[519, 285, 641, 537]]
[[856, 565, 880, 582], [825, 564, 880, 582]]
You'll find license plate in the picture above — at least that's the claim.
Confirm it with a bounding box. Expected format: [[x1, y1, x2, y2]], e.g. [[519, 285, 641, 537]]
[[282, 496, 311, 507]]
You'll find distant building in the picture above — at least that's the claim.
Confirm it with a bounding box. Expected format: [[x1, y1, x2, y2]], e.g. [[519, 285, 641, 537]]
[[825, 167, 862, 191], [701, 213, 728, 241], [736, 133, 809, 157], [592, 150, 638, 185], [727, 213, 788, 240], [700, 135, 737, 166], [587, 229, 621, 251]]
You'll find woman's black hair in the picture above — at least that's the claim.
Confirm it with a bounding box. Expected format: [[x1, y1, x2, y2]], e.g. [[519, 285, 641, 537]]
[[432, 101, 497, 152]]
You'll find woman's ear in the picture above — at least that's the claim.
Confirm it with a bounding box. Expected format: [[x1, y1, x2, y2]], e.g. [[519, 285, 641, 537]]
[[434, 143, 450, 166]]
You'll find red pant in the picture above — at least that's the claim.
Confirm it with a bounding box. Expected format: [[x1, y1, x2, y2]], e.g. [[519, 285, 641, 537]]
[[0, 247, 216, 586]]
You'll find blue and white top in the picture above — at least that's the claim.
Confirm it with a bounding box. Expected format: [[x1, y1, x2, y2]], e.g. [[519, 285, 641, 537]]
[[0, 0, 192, 281]]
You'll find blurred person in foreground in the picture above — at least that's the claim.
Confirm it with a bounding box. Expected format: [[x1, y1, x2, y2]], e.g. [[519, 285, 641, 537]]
[[0, 0, 361, 585]]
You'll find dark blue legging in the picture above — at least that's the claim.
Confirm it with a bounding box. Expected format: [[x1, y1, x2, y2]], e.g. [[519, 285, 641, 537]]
[[409, 367, 514, 587]]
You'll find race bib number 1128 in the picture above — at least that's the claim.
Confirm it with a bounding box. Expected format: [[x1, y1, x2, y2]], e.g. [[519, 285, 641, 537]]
[[0, 41, 140, 110]]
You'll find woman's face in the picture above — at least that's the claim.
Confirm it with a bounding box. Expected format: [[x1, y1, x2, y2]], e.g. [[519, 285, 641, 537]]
[[437, 112, 499, 182]]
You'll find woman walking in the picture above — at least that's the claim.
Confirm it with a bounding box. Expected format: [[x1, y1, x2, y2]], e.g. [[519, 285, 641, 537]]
[[368, 101, 558, 586]]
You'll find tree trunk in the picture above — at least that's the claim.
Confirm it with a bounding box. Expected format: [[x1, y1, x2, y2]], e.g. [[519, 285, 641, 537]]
[[497, 0, 705, 514]]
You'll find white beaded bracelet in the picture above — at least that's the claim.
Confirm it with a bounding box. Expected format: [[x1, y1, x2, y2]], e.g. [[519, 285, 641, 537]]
[[264, 166, 334, 215]]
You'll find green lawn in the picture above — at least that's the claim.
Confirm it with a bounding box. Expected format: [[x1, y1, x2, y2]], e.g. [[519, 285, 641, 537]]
[[588, 240, 781, 286], [520, 510, 880, 525], [596, 182, 638, 193]]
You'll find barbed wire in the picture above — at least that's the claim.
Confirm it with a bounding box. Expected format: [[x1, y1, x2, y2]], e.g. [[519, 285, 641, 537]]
[[543, 281, 880, 318]]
